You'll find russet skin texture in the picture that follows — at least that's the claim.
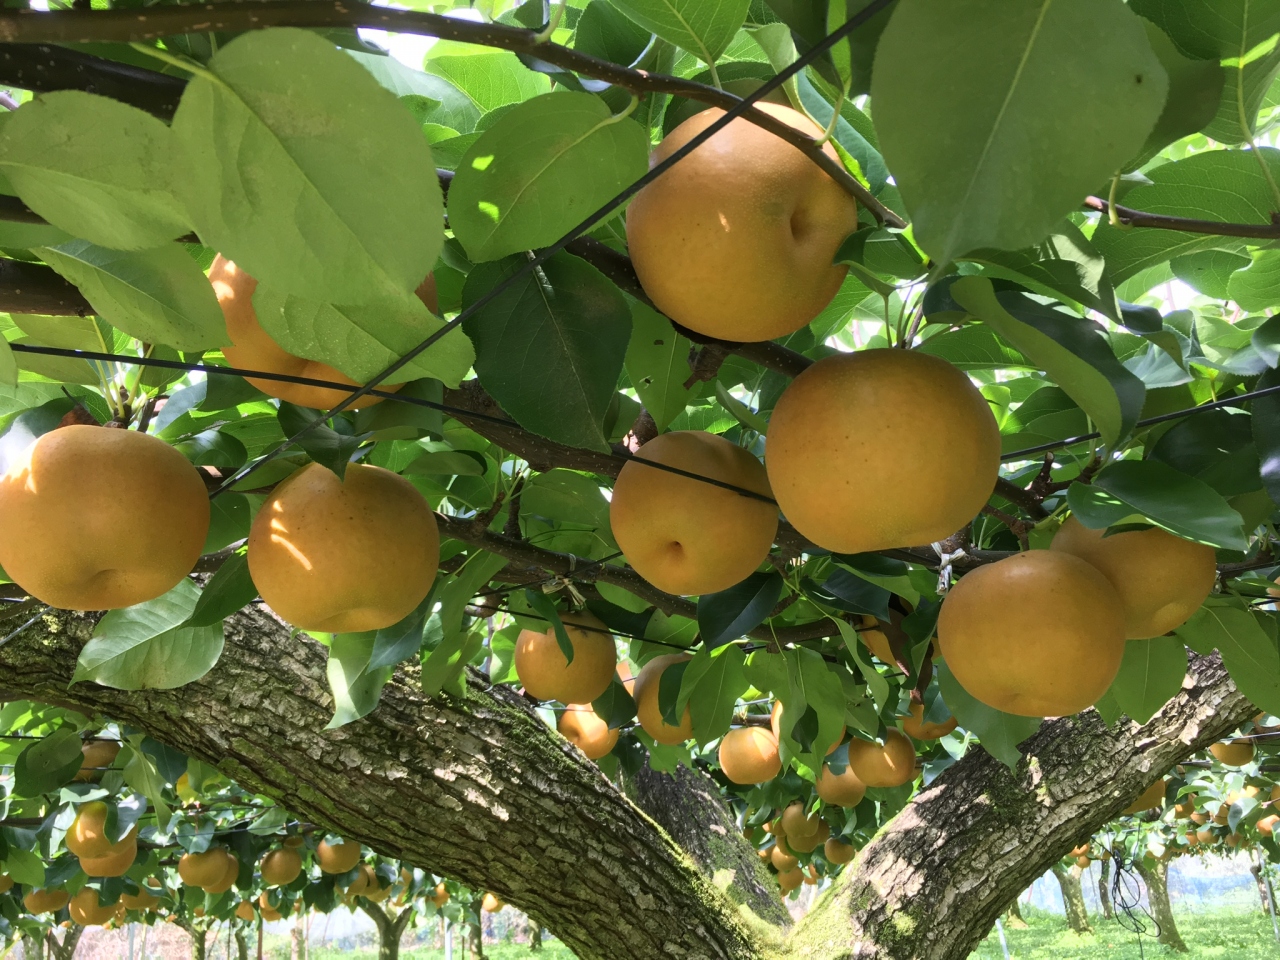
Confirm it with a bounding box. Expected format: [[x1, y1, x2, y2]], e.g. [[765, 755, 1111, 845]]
[[514, 612, 617, 705], [815, 762, 867, 807], [765, 349, 1001, 554], [0, 425, 210, 610], [248, 463, 439, 633], [1210, 740, 1255, 766], [937, 550, 1127, 718], [718, 726, 782, 784], [211, 256, 439, 410], [558, 705, 619, 760], [626, 104, 859, 343], [634, 653, 695, 744], [610, 430, 777, 596], [1050, 516, 1216, 639], [847, 730, 917, 788]]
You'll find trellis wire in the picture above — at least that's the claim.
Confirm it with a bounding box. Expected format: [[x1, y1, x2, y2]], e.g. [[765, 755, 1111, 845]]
[[206, 0, 902, 498], [1110, 846, 1159, 960]]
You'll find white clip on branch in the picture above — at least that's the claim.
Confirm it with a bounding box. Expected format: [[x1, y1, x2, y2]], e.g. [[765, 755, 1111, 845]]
[[933, 542, 966, 595]]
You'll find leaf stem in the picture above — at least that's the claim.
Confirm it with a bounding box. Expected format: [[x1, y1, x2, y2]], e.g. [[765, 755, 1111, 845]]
[[128, 42, 220, 85], [533, 0, 567, 44], [1107, 172, 1126, 229]]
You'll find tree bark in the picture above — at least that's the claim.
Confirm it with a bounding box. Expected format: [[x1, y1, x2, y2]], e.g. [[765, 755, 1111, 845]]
[[1098, 858, 1114, 919], [466, 897, 485, 960], [1135, 858, 1187, 952], [22, 932, 43, 960], [1003, 897, 1027, 929], [234, 928, 250, 960], [526, 916, 543, 951], [0, 608, 1252, 960], [45, 924, 82, 960], [1051, 864, 1092, 934], [359, 902, 415, 960]]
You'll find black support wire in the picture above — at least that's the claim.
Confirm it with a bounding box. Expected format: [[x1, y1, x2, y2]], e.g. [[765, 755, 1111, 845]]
[[205, 0, 902, 498]]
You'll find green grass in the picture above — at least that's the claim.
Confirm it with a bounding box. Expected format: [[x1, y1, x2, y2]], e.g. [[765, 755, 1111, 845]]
[[969, 907, 1280, 958]]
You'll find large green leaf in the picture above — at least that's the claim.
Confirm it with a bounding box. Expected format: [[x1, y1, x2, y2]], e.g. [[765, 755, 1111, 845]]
[[678, 643, 748, 742], [782, 647, 848, 770], [326, 596, 433, 729], [608, 0, 751, 64], [1129, 0, 1280, 60], [1176, 599, 1280, 716], [1092, 149, 1280, 281], [871, 0, 1167, 263], [13, 727, 84, 799], [0, 91, 190, 251], [937, 660, 1041, 769], [174, 28, 443, 305], [37, 240, 228, 351], [1130, 21, 1224, 165], [461, 253, 631, 451], [624, 301, 696, 432], [250, 285, 474, 388], [961, 222, 1118, 318], [1066, 459, 1248, 550], [451, 92, 649, 262], [1227, 249, 1280, 311], [698, 572, 784, 648], [423, 49, 551, 120], [1255, 366, 1280, 506], [1106, 636, 1188, 724], [951, 277, 1145, 446]]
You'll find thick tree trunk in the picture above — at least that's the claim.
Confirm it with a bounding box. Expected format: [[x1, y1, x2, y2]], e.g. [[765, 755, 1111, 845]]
[[1098, 858, 1114, 919], [527, 917, 543, 951], [0, 609, 1251, 960], [45, 924, 82, 960], [360, 902, 414, 960], [1135, 858, 1186, 952], [467, 897, 485, 960], [235, 928, 250, 960], [1003, 897, 1027, 929], [1252, 860, 1271, 913], [1050, 864, 1092, 934]]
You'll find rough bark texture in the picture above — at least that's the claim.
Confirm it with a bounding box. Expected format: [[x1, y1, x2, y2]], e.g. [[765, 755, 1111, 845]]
[[1098, 858, 1114, 919], [1003, 897, 1027, 929], [1135, 858, 1186, 952], [628, 762, 791, 928], [786, 650, 1254, 960], [1050, 864, 1092, 934], [46, 924, 81, 960], [360, 903, 414, 960], [466, 898, 485, 960], [0, 608, 763, 960], [235, 928, 250, 960]]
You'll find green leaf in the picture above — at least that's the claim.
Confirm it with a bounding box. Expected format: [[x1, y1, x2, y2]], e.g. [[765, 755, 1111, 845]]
[[951, 277, 1145, 446], [0, 339, 15, 388], [592, 677, 638, 730], [0, 91, 190, 251], [461, 253, 631, 451], [2, 848, 44, 888], [608, 0, 751, 64], [250, 286, 474, 389], [1092, 149, 1280, 282], [1106, 636, 1188, 724], [678, 643, 747, 743], [276, 404, 368, 478], [1173, 249, 1251, 298], [523, 589, 575, 664], [1149, 409, 1260, 497], [1128, 21, 1224, 167], [870, 0, 1167, 264], [74, 580, 226, 690], [174, 28, 443, 305], [1227, 249, 1280, 311], [833, 618, 890, 713], [450, 91, 649, 262], [697, 571, 783, 648], [13, 727, 84, 798], [937, 660, 1041, 769], [1067, 459, 1247, 550], [1130, 0, 1280, 60], [37, 240, 228, 351], [122, 734, 172, 833], [326, 632, 394, 730], [1176, 600, 1280, 716], [187, 554, 258, 629], [1255, 366, 1280, 506], [804, 568, 891, 620], [624, 301, 696, 431], [783, 647, 847, 768], [1204, 46, 1280, 144], [424, 49, 551, 122], [422, 551, 509, 698], [962, 222, 1119, 318], [576, 1, 654, 66]]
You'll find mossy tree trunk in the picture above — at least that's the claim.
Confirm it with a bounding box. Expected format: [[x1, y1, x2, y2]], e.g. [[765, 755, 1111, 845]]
[[0, 608, 1252, 960], [1135, 858, 1187, 952], [1050, 864, 1092, 934], [360, 902, 415, 960], [1098, 858, 1114, 919]]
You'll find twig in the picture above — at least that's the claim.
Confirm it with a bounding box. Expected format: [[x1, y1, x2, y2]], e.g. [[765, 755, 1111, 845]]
[[1086, 196, 1280, 241]]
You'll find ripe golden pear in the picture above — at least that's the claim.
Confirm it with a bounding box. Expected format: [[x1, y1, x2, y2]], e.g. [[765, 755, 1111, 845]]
[[1211, 739, 1255, 767], [610, 431, 777, 596], [1069, 843, 1090, 857], [777, 867, 804, 892], [235, 901, 256, 922], [346, 864, 375, 896], [858, 611, 909, 671], [626, 104, 859, 342], [24, 888, 68, 915], [179, 847, 232, 888], [771, 701, 844, 753], [718, 727, 781, 785], [824, 838, 857, 864], [120, 887, 159, 911], [248, 462, 439, 633], [204, 852, 240, 894], [317, 839, 362, 875], [936, 551, 1126, 717], [431, 883, 450, 907], [770, 844, 798, 872], [1260, 815, 1279, 837], [765, 351, 1000, 554], [1122, 779, 1168, 815], [74, 739, 120, 782], [633, 653, 694, 744], [515, 612, 617, 705], [0, 425, 210, 610], [558, 705, 619, 760], [260, 848, 302, 887], [847, 731, 916, 788], [69, 888, 120, 926], [787, 820, 829, 854], [258, 891, 285, 921], [78, 826, 139, 878], [481, 892, 504, 913], [1050, 516, 1215, 639], [815, 762, 867, 808], [901, 703, 958, 741], [67, 801, 112, 858], [211, 257, 437, 409], [780, 801, 821, 841], [0, 875, 12, 894]]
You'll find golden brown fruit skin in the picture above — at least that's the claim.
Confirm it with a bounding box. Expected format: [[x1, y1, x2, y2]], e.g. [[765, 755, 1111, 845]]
[[260, 848, 302, 886], [765, 350, 1000, 554], [211, 257, 436, 409], [1122, 778, 1168, 815], [67, 801, 112, 858], [235, 901, 255, 922], [248, 463, 439, 633], [815, 762, 867, 807], [634, 653, 694, 744], [120, 887, 159, 911], [430, 883, 449, 907], [610, 431, 777, 596], [74, 739, 121, 782], [0, 875, 12, 895], [937, 551, 1127, 717], [1211, 739, 1256, 766], [770, 845, 798, 871], [824, 838, 857, 864], [557, 705, 620, 760], [70, 888, 120, 926], [718, 727, 781, 785], [317, 839, 362, 875], [78, 825, 138, 878], [0, 426, 210, 610], [1050, 516, 1216, 639], [847, 730, 917, 788], [627, 105, 858, 342], [901, 702, 958, 740], [24, 888, 68, 915], [179, 848, 231, 888], [515, 613, 617, 705], [481, 892, 504, 912]]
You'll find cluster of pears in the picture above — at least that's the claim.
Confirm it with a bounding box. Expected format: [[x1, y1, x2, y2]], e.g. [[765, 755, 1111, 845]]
[[66, 802, 140, 878], [761, 802, 858, 892], [937, 517, 1215, 717]]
